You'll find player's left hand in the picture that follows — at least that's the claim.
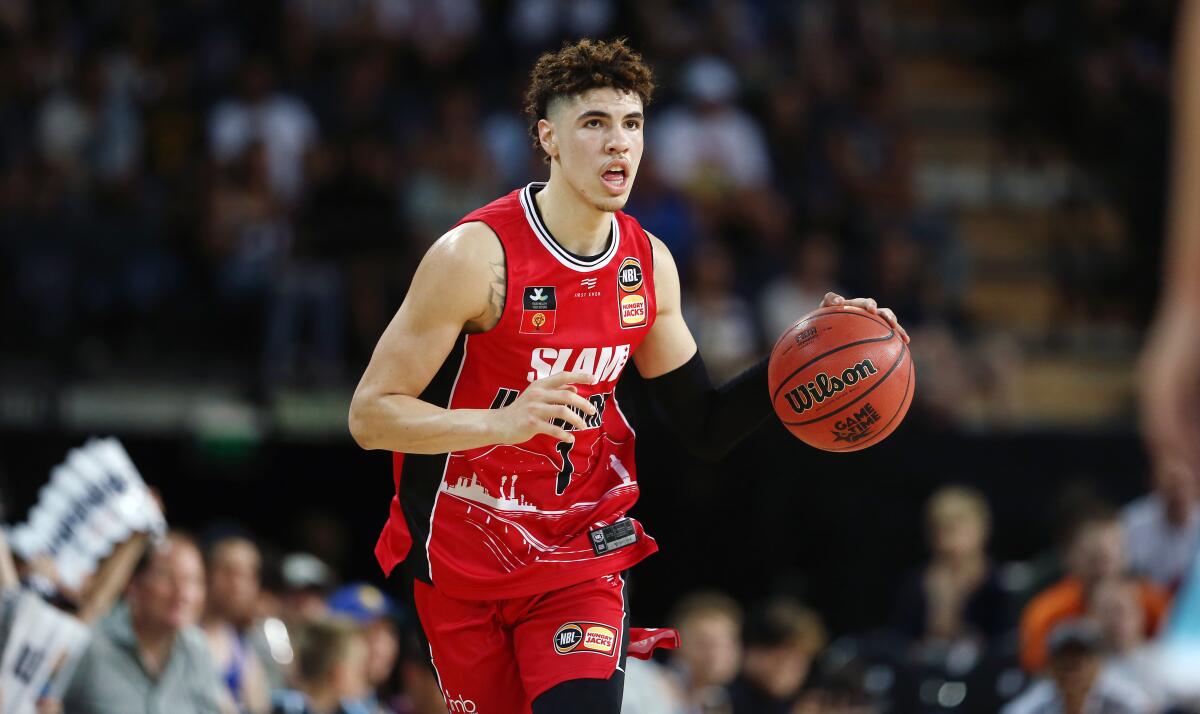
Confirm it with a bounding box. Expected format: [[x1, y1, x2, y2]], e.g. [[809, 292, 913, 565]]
[[820, 292, 910, 344]]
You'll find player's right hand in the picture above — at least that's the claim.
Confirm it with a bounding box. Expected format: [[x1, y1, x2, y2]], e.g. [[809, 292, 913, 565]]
[[491, 371, 598, 445]]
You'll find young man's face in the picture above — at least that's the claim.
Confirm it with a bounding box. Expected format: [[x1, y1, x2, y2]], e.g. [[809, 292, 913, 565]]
[[541, 87, 644, 212]]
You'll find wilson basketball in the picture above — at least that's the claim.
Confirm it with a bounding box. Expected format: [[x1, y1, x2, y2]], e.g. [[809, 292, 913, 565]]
[[768, 306, 915, 451]]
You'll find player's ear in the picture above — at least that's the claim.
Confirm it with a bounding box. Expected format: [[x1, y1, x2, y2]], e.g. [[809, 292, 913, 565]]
[[538, 118, 558, 159]]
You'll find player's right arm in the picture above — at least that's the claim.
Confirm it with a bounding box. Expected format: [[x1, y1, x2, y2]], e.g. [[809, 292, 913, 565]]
[[1140, 0, 1200, 471], [348, 222, 595, 455]]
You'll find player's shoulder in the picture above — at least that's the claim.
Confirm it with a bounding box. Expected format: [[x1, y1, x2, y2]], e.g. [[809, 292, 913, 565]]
[[458, 186, 528, 228], [637, 228, 676, 276], [427, 221, 504, 274]]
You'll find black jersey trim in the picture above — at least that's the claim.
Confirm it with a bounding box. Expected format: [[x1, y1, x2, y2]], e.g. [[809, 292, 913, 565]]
[[423, 333, 470, 583], [520, 182, 620, 272]]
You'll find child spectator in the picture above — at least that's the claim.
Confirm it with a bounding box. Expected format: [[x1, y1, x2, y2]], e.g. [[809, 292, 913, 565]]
[[271, 618, 369, 714]]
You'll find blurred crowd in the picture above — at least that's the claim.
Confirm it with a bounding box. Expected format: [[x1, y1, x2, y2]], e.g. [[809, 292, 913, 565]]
[[0, 0, 980, 408], [4, 452, 1195, 713], [988, 0, 1176, 319]]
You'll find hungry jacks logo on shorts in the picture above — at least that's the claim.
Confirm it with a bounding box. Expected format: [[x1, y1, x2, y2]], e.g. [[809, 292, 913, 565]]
[[553, 622, 618, 656], [520, 286, 557, 334]]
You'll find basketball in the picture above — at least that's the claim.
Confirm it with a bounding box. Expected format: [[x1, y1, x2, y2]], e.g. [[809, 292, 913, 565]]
[[768, 306, 915, 451]]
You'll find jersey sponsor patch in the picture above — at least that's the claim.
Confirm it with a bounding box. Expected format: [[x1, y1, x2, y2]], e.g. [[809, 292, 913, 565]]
[[553, 621, 618, 656], [589, 518, 638, 555], [617, 257, 643, 293], [521, 286, 557, 334], [620, 294, 647, 327], [616, 258, 648, 329]]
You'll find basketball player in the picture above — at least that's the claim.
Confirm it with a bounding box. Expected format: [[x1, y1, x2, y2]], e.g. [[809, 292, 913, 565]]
[[349, 38, 908, 714], [1141, 0, 1200, 474]]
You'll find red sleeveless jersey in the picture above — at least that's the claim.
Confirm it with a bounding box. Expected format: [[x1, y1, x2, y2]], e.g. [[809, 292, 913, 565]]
[[375, 182, 660, 600]]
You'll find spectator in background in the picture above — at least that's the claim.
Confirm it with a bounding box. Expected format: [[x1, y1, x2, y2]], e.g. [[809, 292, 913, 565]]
[[36, 49, 142, 190], [205, 142, 293, 307], [280, 552, 336, 622], [683, 240, 761, 382], [893, 486, 1009, 650], [622, 655, 687, 714], [1003, 620, 1153, 714], [209, 56, 318, 206], [872, 227, 926, 327], [759, 232, 842, 341], [271, 618, 369, 714], [728, 598, 828, 714], [392, 621, 453, 714], [326, 583, 401, 714], [402, 88, 499, 247], [203, 534, 271, 714], [301, 126, 401, 367], [1090, 575, 1200, 710], [825, 63, 913, 221], [668, 591, 744, 714], [1019, 504, 1170, 672], [1122, 458, 1199, 592], [652, 56, 771, 197], [62, 532, 223, 714]]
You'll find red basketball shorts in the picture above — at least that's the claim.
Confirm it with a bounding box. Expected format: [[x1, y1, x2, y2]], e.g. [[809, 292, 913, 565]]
[[413, 572, 678, 713]]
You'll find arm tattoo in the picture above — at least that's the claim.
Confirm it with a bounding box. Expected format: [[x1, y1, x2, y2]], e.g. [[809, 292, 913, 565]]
[[483, 256, 506, 327]]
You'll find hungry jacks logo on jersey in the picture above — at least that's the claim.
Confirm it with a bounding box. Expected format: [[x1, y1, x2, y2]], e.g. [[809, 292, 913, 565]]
[[617, 257, 647, 328], [520, 286, 557, 334]]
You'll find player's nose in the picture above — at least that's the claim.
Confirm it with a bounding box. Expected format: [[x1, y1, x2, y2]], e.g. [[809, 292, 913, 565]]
[[606, 131, 630, 154]]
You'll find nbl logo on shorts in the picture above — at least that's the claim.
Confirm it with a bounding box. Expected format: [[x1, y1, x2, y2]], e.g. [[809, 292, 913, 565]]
[[553, 622, 617, 656]]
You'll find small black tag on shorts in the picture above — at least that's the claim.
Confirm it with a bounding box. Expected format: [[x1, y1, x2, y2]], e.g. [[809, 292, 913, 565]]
[[589, 519, 637, 556]]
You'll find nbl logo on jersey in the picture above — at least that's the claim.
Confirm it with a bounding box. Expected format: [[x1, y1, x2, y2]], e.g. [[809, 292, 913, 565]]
[[520, 286, 557, 334], [616, 257, 647, 329]]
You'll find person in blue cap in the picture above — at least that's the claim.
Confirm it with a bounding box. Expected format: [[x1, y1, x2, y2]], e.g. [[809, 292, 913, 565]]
[[326, 584, 402, 714]]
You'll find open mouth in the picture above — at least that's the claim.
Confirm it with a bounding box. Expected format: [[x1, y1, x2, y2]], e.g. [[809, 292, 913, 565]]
[[601, 165, 628, 190]]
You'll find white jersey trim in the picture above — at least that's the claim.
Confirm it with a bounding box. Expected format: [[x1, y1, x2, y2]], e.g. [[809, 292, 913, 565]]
[[520, 182, 620, 272]]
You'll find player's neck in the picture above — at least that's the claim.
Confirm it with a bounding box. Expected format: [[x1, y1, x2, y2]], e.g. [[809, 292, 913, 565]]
[[535, 173, 612, 257]]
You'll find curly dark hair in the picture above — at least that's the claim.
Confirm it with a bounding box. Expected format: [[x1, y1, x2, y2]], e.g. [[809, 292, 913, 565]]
[[523, 38, 655, 161]]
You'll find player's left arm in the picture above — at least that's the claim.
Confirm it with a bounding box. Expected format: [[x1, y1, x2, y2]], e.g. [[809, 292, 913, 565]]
[[634, 233, 908, 460]]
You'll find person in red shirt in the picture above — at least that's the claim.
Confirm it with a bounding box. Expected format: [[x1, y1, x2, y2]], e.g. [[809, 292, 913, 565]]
[[349, 38, 908, 714]]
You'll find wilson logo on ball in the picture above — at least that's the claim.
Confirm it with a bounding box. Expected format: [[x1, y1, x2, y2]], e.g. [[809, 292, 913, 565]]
[[784, 359, 878, 415]]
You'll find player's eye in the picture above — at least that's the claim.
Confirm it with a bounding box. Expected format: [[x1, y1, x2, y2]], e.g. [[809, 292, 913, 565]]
[[625, 120, 641, 130], [585, 119, 602, 128]]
